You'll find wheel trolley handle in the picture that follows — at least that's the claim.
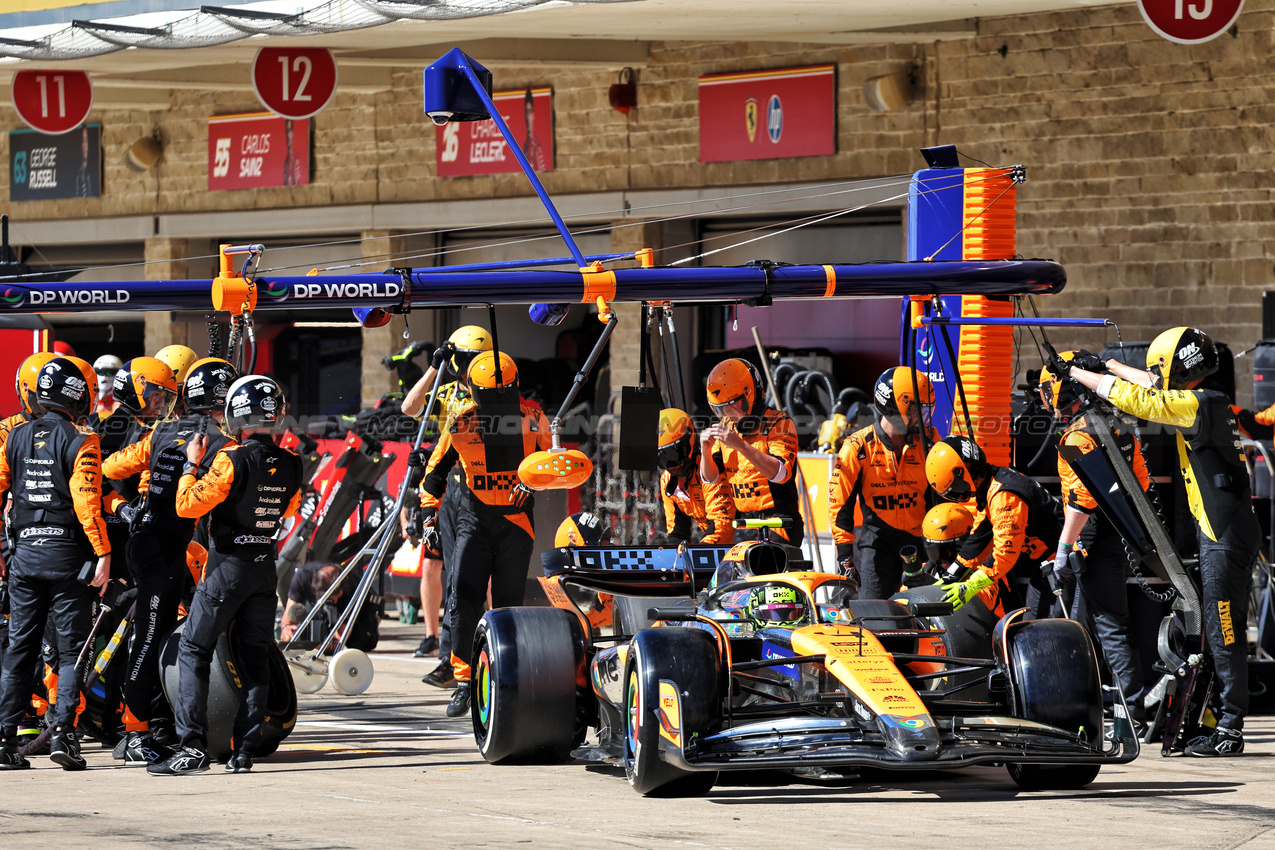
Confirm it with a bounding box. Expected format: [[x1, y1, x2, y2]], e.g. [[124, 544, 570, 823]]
[[284, 365, 449, 660]]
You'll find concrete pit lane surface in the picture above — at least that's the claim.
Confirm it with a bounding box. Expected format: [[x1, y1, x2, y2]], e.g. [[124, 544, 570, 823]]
[[2, 621, 1273, 850]]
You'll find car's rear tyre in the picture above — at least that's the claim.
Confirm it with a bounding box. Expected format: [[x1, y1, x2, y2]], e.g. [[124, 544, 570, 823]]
[[472, 607, 587, 765], [624, 627, 720, 797], [1003, 617, 1104, 791]]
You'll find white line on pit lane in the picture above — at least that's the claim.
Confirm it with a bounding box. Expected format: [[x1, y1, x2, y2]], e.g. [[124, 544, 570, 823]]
[[295, 720, 469, 737]]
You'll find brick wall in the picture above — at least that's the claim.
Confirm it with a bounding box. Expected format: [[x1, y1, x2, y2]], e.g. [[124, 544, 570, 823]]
[[4, 2, 1272, 402]]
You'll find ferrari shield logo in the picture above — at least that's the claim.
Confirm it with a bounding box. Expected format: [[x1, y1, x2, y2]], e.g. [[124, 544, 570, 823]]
[[744, 98, 758, 143]]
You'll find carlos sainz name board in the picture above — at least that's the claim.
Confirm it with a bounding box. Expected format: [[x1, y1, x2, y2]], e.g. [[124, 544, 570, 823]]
[[698, 65, 835, 163], [208, 112, 309, 191]]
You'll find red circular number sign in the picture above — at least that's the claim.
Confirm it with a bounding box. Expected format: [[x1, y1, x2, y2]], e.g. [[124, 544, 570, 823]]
[[11, 70, 93, 135], [252, 47, 338, 120], [1138, 0, 1244, 44]]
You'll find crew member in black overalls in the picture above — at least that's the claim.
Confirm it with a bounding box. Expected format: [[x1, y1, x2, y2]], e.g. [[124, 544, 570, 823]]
[[0, 356, 111, 771], [102, 358, 237, 766], [149, 375, 300, 776]]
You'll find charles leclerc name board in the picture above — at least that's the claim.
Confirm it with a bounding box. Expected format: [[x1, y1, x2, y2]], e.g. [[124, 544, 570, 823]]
[[436, 87, 554, 177], [698, 65, 836, 163]]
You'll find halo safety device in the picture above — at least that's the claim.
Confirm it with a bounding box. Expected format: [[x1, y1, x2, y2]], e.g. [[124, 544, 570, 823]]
[[706, 358, 761, 418], [182, 358, 239, 415], [1146, 326, 1218, 390], [746, 583, 807, 627], [154, 344, 199, 383], [16, 351, 58, 417], [36, 356, 97, 422], [113, 356, 178, 416], [447, 325, 493, 377], [872, 366, 934, 430], [224, 374, 286, 432], [925, 436, 987, 502]]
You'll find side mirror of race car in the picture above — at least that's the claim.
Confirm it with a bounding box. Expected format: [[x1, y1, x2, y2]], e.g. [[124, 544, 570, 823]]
[[908, 601, 956, 618]]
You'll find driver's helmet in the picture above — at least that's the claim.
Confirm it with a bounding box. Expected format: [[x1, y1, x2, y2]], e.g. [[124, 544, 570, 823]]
[[745, 584, 807, 628]]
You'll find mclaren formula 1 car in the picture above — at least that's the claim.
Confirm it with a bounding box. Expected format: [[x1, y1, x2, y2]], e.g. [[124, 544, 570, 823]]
[[470, 531, 1139, 796]]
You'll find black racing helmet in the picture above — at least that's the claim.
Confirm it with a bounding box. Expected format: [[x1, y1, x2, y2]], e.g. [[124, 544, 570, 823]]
[[37, 356, 97, 422], [224, 374, 286, 432], [183, 358, 239, 415]]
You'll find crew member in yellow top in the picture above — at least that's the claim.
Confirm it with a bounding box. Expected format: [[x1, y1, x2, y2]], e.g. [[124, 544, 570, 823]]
[[401, 325, 493, 680], [657, 408, 733, 545], [0, 356, 110, 771], [1066, 327, 1257, 757], [926, 435, 1062, 618], [419, 351, 551, 717], [829, 368, 938, 599], [1041, 350, 1151, 721], [699, 358, 803, 546]]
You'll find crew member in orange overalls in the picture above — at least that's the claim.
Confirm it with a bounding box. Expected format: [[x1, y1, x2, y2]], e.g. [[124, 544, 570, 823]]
[[699, 358, 803, 546], [829, 368, 938, 599], [420, 351, 551, 718], [657, 408, 734, 545], [925, 435, 1062, 617]]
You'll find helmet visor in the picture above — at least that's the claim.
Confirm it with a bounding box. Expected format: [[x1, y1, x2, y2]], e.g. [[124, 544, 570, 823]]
[[656, 438, 692, 473], [751, 603, 805, 625], [709, 395, 746, 418], [940, 470, 973, 502]]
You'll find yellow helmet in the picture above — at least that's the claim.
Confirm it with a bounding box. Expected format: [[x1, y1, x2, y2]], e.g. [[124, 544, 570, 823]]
[[467, 351, 518, 389], [554, 511, 605, 547], [706, 358, 761, 417], [925, 436, 988, 502], [16, 351, 57, 417], [113, 356, 179, 416], [922, 502, 974, 568], [154, 344, 198, 383], [1037, 350, 1085, 416], [448, 325, 493, 376], [1145, 327, 1218, 390], [657, 408, 696, 475]]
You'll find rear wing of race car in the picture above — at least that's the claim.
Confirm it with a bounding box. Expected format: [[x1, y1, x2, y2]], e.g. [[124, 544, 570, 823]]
[[540, 545, 732, 597]]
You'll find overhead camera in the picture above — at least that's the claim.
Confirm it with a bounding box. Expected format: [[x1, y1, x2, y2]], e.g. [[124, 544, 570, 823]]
[[428, 111, 453, 126]]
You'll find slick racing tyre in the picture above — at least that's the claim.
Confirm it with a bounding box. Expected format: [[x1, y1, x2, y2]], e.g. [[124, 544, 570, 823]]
[[1003, 617, 1103, 791], [472, 607, 588, 764], [242, 639, 298, 758], [159, 620, 241, 763], [624, 627, 720, 797]]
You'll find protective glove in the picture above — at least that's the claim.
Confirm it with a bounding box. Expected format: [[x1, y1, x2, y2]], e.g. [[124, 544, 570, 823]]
[[940, 569, 995, 611], [509, 482, 534, 510], [1070, 350, 1106, 373], [1045, 349, 1072, 380], [1053, 543, 1074, 582], [430, 341, 456, 371], [420, 509, 441, 558], [116, 503, 138, 525], [407, 448, 429, 468]]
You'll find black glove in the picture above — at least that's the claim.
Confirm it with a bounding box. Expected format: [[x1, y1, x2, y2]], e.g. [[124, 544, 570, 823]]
[[430, 341, 456, 371], [407, 448, 429, 469], [1045, 349, 1072, 379], [1070, 350, 1106, 373], [420, 509, 441, 558], [509, 482, 534, 510]]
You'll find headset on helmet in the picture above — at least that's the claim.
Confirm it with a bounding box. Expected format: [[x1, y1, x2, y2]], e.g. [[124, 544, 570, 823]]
[[183, 358, 239, 415], [447, 325, 493, 377], [872, 367, 935, 430], [706, 358, 761, 418], [16, 351, 58, 418], [154, 344, 199, 384], [925, 436, 988, 502], [746, 584, 807, 627], [467, 351, 518, 390], [1146, 326, 1218, 390], [554, 511, 606, 548], [656, 408, 697, 477], [113, 356, 178, 417], [922, 502, 974, 567], [36, 356, 96, 422], [224, 374, 286, 433]]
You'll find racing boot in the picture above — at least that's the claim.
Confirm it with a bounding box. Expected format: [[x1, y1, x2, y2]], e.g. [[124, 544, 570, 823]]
[[148, 745, 210, 776], [0, 728, 30, 770], [123, 731, 172, 767], [423, 660, 456, 689], [445, 682, 471, 718], [225, 751, 254, 774], [49, 727, 87, 771], [1184, 726, 1244, 757]]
